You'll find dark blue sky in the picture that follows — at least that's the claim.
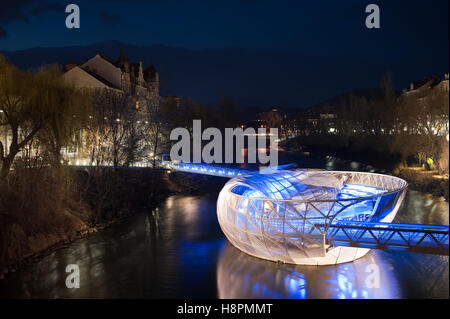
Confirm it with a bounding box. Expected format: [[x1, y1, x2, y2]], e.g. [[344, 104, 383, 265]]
[[1, 0, 448, 57], [0, 0, 448, 109]]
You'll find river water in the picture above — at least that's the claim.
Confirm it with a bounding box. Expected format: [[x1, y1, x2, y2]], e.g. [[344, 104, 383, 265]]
[[0, 154, 448, 298]]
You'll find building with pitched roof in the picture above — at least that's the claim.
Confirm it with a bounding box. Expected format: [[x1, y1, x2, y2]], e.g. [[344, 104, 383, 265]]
[[63, 51, 160, 108]]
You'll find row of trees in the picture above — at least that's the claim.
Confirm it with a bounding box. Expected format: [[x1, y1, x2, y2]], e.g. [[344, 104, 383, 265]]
[[1, 54, 244, 178], [392, 81, 449, 173], [284, 74, 449, 173], [80, 93, 239, 169], [0, 56, 192, 265], [5, 53, 445, 176]]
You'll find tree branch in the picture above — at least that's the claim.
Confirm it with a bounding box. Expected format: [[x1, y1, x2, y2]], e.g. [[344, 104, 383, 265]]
[[0, 140, 4, 161], [15, 125, 41, 153]]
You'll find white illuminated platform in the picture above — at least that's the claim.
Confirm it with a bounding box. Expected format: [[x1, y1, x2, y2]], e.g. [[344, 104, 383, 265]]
[[217, 170, 408, 265]]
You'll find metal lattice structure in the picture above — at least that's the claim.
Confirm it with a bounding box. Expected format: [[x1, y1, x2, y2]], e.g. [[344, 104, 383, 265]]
[[217, 170, 410, 265], [326, 221, 449, 255], [163, 161, 449, 264]]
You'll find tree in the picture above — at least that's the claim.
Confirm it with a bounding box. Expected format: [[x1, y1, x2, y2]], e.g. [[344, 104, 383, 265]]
[[259, 109, 283, 129], [218, 96, 237, 128], [143, 98, 169, 167], [36, 65, 91, 166], [392, 80, 449, 172], [86, 89, 141, 168], [0, 55, 90, 179]]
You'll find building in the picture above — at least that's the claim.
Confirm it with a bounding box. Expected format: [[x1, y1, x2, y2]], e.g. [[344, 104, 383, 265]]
[[403, 73, 449, 96], [1, 52, 210, 168], [60, 51, 161, 165], [400, 73, 449, 138]]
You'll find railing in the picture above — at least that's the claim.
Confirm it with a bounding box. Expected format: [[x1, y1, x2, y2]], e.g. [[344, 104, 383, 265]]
[[326, 221, 449, 255], [161, 159, 450, 257]]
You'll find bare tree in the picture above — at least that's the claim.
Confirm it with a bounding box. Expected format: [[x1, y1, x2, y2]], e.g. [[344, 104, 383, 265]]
[[86, 89, 142, 168], [392, 81, 449, 172]]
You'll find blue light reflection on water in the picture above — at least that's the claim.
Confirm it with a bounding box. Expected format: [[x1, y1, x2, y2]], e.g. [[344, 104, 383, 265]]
[[0, 177, 447, 298], [216, 242, 406, 299], [178, 238, 226, 294]]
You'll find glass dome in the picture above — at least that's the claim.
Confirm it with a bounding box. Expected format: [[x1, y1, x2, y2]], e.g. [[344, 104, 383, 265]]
[[217, 170, 408, 265]]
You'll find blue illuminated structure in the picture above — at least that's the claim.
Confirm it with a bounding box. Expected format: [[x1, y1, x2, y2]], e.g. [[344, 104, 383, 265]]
[[165, 160, 449, 264], [217, 243, 401, 298], [326, 221, 449, 255], [173, 162, 254, 178], [217, 169, 407, 265]]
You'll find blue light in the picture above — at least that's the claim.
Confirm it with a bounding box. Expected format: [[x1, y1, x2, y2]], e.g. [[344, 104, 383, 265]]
[[168, 162, 448, 257]]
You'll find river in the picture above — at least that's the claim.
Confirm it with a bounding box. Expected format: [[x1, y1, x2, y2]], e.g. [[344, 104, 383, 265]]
[[0, 154, 448, 298]]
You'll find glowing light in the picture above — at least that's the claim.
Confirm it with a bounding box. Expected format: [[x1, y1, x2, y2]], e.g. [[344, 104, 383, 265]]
[[217, 170, 408, 265], [165, 162, 447, 263]]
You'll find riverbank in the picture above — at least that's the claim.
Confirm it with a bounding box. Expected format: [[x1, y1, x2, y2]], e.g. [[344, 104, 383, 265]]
[[0, 167, 210, 279], [2, 159, 448, 280], [394, 167, 449, 201], [0, 214, 124, 280], [0, 166, 230, 280], [282, 138, 449, 201], [282, 135, 401, 172]]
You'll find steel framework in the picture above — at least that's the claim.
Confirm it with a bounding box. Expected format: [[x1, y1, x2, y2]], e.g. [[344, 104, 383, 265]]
[[326, 221, 449, 255], [165, 161, 449, 264]]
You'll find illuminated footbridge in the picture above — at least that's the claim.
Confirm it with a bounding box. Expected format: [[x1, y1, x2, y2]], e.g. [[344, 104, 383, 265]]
[[164, 159, 449, 265]]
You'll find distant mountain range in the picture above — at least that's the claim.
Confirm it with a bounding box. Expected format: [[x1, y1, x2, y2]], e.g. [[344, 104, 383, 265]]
[[301, 88, 386, 115], [1, 40, 447, 110]]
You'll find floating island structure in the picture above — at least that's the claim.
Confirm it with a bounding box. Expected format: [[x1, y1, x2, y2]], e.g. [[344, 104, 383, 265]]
[[217, 170, 408, 265]]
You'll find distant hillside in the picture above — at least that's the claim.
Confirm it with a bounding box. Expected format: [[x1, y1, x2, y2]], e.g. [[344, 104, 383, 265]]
[[302, 88, 386, 115], [1, 40, 446, 110]]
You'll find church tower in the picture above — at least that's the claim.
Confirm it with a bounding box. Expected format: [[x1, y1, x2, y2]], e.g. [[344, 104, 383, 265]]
[[144, 64, 160, 108], [117, 48, 131, 93]]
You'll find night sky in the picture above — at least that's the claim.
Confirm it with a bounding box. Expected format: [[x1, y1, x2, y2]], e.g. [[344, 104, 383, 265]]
[[0, 0, 449, 108]]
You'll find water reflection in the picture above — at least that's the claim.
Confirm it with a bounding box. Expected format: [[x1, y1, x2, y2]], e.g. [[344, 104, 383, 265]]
[[394, 190, 449, 225], [0, 195, 224, 298], [217, 244, 400, 299], [0, 169, 448, 298]]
